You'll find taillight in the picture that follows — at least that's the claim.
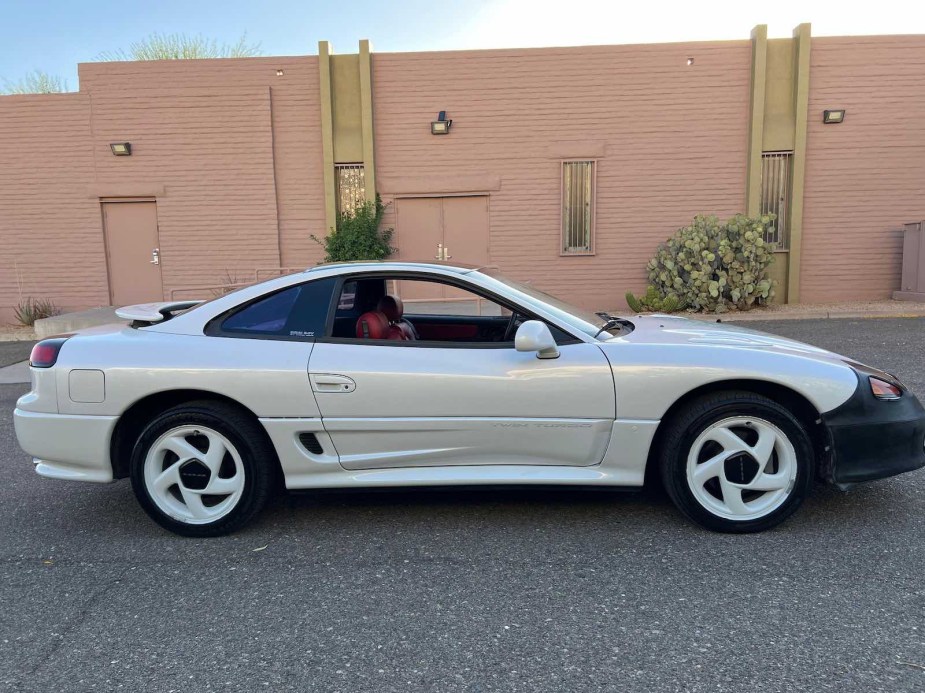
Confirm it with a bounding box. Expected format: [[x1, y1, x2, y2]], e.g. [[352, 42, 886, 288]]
[[29, 337, 70, 368], [870, 376, 902, 400]]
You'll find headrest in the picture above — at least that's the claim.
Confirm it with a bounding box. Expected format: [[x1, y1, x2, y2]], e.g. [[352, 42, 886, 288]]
[[377, 294, 404, 323]]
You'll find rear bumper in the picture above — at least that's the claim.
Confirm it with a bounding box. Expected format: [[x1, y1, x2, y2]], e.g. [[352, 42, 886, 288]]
[[822, 378, 925, 485], [13, 408, 117, 483]]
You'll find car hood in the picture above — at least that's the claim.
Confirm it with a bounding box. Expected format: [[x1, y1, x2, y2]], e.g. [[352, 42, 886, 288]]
[[610, 314, 844, 360]]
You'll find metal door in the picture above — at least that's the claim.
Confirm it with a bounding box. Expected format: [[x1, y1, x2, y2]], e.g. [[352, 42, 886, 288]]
[[309, 341, 615, 470], [102, 201, 163, 305]]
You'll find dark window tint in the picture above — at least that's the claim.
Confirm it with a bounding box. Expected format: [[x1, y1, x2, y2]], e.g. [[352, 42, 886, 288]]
[[219, 277, 336, 338], [337, 281, 357, 310]]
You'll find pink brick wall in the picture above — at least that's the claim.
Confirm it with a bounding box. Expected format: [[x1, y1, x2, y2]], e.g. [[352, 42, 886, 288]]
[[372, 42, 752, 309], [801, 36, 925, 302], [0, 94, 105, 321], [0, 57, 327, 322], [2, 37, 924, 322], [79, 57, 328, 286]]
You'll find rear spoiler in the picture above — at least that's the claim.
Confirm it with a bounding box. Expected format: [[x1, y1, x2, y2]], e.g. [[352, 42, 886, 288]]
[[115, 300, 204, 327]]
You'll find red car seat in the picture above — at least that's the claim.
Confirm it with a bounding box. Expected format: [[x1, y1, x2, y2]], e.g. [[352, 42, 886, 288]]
[[377, 295, 416, 340], [355, 310, 398, 339]]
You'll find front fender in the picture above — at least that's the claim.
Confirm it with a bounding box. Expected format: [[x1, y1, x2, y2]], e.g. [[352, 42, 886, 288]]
[[599, 343, 858, 420]]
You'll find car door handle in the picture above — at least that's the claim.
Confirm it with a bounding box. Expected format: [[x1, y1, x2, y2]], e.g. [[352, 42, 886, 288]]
[[310, 373, 356, 393]]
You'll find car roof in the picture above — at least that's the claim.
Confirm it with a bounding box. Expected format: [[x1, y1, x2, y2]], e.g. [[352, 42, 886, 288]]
[[306, 261, 492, 274]]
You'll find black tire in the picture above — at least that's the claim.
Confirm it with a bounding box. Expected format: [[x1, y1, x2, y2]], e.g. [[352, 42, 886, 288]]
[[658, 390, 814, 533], [129, 400, 277, 537]]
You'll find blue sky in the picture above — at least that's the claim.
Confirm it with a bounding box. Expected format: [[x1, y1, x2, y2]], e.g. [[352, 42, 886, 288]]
[[2, 0, 923, 90]]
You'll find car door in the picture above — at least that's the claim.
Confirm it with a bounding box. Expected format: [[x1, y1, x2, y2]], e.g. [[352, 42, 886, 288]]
[[308, 276, 615, 471]]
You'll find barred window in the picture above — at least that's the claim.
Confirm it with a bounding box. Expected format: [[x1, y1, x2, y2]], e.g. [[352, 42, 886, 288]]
[[760, 152, 793, 249], [561, 161, 594, 254], [335, 163, 366, 215]]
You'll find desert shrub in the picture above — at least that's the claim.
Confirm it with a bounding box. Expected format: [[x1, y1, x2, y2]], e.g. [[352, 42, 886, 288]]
[[644, 214, 776, 313], [625, 286, 685, 313], [311, 195, 394, 263], [14, 298, 61, 326]]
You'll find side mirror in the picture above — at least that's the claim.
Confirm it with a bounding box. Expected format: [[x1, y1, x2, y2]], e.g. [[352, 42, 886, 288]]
[[515, 320, 560, 359]]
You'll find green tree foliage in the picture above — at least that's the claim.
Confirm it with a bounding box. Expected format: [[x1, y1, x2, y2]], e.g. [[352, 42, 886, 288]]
[[628, 213, 776, 314], [1, 70, 67, 94], [96, 32, 263, 61], [312, 196, 395, 263]]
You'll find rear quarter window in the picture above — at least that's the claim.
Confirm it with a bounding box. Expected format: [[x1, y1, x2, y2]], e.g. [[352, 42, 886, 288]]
[[212, 277, 337, 339]]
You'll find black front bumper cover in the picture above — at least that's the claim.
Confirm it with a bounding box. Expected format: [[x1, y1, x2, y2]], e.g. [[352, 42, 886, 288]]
[[821, 368, 925, 486]]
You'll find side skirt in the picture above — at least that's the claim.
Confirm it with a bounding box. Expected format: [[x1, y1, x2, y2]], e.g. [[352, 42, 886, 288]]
[[260, 417, 658, 490]]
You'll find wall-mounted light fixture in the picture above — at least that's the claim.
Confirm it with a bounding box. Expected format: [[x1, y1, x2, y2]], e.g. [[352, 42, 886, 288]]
[[431, 111, 452, 135], [276, 69, 284, 76], [110, 142, 132, 156], [823, 109, 846, 124]]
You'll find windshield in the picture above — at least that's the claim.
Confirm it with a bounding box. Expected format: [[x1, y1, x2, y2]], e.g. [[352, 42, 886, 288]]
[[479, 268, 628, 339]]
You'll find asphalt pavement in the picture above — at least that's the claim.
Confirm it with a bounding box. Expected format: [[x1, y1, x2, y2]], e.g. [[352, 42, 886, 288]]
[[1, 318, 924, 692]]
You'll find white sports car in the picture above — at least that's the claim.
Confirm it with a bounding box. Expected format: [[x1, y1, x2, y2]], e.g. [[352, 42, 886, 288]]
[[13, 262, 925, 536]]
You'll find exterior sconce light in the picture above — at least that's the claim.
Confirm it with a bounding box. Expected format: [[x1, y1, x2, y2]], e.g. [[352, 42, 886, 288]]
[[823, 109, 846, 124], [110, 142, 132, 156], [431, 111, 452, 135]]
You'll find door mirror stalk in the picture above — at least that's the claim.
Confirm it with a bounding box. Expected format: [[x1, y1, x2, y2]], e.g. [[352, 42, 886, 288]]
[[515, 320, 560, 359]]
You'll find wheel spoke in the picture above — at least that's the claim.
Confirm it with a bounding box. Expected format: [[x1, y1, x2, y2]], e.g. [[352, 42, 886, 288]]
[[179, 486, 210, 519], [719, 478, 749, 515], [152, 461, 182, 494], [203, 432, 228, 475], [748, 421, 777, 469], [201, 475, 240, 496], [162, 435, 203, 462], [747, 472, 790, 492], [704, 426, 748, 454], [692, 451, 729, 486]]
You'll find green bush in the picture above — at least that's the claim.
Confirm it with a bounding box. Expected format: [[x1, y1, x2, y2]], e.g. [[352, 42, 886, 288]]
[[644, 214, 776, 313], [14, 298, 61, 326], [312, 195, 395, 263], [625, 286, 685, 313]]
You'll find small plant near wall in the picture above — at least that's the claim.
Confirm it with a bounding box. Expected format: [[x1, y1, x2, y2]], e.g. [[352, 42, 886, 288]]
[[625, 286, 685, 313], [627, 214, 776, 314], [14, 298, 61, 326], [312, 195, 395, 263]]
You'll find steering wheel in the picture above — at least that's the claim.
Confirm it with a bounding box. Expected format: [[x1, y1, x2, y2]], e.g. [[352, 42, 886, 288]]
[[503, 312, 524, 342]]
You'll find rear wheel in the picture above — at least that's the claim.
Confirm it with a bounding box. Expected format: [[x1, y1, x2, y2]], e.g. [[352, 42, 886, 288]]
[[130, 401, 275, 537], [658, 391, 814, 533]]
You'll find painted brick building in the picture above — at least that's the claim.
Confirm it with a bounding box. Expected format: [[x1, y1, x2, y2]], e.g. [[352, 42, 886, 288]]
[[1, 25, 924, 322]]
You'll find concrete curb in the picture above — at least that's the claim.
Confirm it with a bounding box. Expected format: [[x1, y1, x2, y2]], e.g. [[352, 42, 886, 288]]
[[687, 310, 925, 323]]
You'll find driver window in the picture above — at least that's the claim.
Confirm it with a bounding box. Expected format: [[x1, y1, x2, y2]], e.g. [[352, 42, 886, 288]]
[[330, 277, 523, 345]]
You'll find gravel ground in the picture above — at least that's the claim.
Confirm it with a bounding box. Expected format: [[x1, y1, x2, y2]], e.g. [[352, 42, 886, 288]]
[[1, 318, 924, 692]]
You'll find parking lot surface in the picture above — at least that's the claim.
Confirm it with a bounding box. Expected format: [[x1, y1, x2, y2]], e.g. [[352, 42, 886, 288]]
[[1, 318, 924, 692]]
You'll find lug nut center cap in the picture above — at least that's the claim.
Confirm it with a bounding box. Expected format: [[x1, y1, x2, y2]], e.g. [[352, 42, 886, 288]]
[[724, 452, 760, 485]]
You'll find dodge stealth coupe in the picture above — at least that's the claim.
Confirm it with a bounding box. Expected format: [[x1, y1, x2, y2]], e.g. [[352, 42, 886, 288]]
[[13, 262, 925, 536]]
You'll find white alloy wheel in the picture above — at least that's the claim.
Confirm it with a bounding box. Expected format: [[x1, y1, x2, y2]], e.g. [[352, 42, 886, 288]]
[[685, 416, 798, 521], [143, 425, 245, 525]]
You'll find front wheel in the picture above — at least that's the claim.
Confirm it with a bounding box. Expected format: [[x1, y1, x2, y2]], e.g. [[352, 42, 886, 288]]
[[130, 401, 276, 537], [658, 391, 814, 533]]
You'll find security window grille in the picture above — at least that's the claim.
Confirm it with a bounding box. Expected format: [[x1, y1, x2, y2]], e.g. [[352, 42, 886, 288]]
[[561, 161, 594, 254], [760, 152, 793, 249], [335, 163, 366, 216]]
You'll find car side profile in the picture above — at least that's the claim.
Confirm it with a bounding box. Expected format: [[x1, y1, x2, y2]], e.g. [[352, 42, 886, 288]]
[[13, 262, 925, 536]]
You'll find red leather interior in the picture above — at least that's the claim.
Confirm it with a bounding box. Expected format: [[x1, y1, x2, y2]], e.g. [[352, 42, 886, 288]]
[[376, 294, 415, 340], [355, 311, 392, 339]]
